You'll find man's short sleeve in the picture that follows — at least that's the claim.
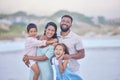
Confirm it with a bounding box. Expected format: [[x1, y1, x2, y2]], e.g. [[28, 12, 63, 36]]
[[75, 37, 84, 50]]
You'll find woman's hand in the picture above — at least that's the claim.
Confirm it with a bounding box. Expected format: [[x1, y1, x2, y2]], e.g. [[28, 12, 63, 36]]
[[23, 55, 30, 67], [23, 55, 29, 61]]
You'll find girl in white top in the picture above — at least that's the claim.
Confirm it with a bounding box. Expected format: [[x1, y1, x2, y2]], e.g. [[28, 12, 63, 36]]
[[23, 23, 54, 80]]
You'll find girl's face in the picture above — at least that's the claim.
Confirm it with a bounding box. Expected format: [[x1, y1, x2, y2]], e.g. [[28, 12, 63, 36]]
[[45, 25, 55, 39], [54, 45, 65, 58], [28, 28, 37, 37]]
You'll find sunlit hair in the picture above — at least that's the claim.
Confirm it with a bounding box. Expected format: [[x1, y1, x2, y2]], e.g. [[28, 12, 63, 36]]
[[44, 22, 57, 38], [26, 23, 37, 33], [54, 43, 69, 54], [61, 15, 73, 23]]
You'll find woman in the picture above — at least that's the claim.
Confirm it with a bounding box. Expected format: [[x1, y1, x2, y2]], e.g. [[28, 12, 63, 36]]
[[24, 22, 58, 80]]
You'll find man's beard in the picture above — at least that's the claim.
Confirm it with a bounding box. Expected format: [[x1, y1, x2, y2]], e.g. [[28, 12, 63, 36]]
[[60, 26, 70, 32]]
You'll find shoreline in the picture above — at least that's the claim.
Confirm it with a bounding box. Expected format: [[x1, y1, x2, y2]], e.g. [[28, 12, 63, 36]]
[[0, 35, 120, 41], [0, 47, 120, 54], [0, 37, 120, 53]]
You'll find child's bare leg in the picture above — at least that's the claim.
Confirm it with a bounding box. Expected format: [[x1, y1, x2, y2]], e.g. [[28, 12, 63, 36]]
[[31, 63, 40, 80]]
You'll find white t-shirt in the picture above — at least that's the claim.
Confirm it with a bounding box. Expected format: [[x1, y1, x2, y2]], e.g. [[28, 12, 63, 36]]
[[57, 31, 84, 72]]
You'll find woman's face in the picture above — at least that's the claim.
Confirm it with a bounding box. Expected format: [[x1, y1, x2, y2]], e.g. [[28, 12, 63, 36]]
[[54, 45, 64, 58], [45, 25, 55, 39]]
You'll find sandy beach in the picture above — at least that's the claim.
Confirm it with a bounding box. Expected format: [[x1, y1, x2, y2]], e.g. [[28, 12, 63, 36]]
[[80, 47, 120, 80], [0, 47, 120, 80]]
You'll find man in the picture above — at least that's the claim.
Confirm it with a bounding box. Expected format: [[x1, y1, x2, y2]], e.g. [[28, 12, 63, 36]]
[[57, 15, 85, 74]]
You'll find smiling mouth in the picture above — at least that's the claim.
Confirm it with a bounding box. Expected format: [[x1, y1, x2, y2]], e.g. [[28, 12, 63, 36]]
[[56, 53, 61, 57], [62, 24, 67, 27], [48, 34, 52, 36], [56, 53, 60, 56]]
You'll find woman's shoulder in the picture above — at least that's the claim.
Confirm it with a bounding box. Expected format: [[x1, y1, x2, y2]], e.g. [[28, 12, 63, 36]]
[[38, 45, 54, 50], [48, 45, 54, 48]]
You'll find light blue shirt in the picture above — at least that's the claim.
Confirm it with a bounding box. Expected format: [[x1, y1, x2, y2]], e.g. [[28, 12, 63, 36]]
[[29, 45, 54, 80]]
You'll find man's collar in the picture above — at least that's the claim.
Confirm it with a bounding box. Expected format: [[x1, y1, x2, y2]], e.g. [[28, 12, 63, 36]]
[[58, 31, 72, 38]]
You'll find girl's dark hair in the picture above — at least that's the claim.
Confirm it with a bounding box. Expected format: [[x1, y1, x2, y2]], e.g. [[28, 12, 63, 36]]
[[27, 23, 37, 33], [44, 22, 57, 38], [61, 15, 73, 23], [55, 43, 69, 54]]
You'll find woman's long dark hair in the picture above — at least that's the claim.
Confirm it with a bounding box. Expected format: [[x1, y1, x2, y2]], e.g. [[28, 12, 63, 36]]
[[44, 22, 57, 38]]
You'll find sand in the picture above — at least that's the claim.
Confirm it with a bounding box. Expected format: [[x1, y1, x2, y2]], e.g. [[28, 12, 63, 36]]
[[0, 47, 120, 80]]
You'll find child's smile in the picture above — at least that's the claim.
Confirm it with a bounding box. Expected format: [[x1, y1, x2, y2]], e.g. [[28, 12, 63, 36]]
[[54, 45, 64, 58]]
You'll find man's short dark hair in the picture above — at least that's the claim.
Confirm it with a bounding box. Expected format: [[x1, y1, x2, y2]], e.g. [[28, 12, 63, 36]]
[[61, 15, 73, 23], [27, 23, 37, 33]]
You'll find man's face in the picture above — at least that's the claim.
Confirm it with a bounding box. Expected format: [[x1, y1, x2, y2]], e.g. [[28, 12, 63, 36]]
[[60, 17, 72, 32]]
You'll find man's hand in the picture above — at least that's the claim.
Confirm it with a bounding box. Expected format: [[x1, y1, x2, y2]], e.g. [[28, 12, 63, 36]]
[[64, 54, 71, 60]]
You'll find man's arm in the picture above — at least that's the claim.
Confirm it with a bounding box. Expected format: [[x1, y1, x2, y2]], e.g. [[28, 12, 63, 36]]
[[64, 49, 85, 59]]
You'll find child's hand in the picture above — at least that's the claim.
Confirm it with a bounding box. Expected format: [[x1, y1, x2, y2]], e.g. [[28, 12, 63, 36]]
[[52, 42, 58, 46], [36, 35, 44, 40], [57, 53, 64, 60], [52, 39, 58, 43], [47, 38, 58, 45]]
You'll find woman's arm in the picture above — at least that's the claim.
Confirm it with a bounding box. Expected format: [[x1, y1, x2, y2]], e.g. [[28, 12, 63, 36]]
[[58, 59, 68, 73], [27, 55, 48, 61]]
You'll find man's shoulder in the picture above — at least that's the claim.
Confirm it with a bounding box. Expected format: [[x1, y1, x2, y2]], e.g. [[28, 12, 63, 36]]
[[70, 31, 80, 38], [57, 32, 61, 36]]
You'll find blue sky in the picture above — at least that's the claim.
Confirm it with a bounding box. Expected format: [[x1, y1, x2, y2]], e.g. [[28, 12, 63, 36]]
[[0, 0, 120, 19]]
